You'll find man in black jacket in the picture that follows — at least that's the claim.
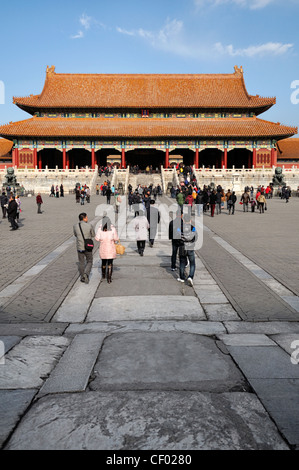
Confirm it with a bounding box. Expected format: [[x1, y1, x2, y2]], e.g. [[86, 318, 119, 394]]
[[147, 199, 160, 247], [168, 209, 183, 271], [7, 195, 19, 230], [1, 191, 8, 218]]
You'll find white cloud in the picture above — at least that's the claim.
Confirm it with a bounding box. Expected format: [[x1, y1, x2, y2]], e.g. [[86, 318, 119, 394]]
[[194, 0, 274, 9], [116, 27, 135, 36], [116, 18, 193, 56], [116, 18, 293, 60], [71, 30, 84, 39], [71, 13, 97, 39], [215, 41, 294, 56], [79, 13, 92, 30]]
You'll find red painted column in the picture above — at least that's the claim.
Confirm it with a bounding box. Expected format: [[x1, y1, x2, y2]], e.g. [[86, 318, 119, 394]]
[[62, 148, 67, 169], [252, 148, 257, 167], [33, 148, 38, 168], [224, 148, 228, 169], [121, 148, 126, 169], [12, 149, 17, 167], [66, 151, 70, 169], [91, 148, 95, 170], [38, 151, 42, 169], [165, 148, 169, 168], [271, 148, 277, 167], [194, 148, 199, 169]]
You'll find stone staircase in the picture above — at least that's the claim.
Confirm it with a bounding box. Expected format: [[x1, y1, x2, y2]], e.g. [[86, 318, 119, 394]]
[[128, 172, 163, 192]]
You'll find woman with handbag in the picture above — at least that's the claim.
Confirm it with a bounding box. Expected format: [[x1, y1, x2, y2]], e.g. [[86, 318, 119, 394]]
[[95, 216, 119, 283]]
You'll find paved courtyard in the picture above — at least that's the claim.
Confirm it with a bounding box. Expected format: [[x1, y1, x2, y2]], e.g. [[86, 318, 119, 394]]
[[0, 191, 299, 450]]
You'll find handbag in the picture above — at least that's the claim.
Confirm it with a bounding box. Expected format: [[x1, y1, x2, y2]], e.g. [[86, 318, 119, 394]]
[[115, 240, 125, 255], [79, 223, 94, 252]]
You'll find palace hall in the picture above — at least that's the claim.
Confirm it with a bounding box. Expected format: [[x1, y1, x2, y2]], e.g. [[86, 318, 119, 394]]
[[0, 65, 297, 170]]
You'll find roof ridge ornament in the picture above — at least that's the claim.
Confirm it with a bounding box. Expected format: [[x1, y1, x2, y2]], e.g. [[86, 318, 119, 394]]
[[234, 65, 243, 76], [46, 65, 56, 75]]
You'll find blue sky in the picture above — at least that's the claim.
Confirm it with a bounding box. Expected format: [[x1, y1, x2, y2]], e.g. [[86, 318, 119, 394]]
[[0, 0, 298, 135]]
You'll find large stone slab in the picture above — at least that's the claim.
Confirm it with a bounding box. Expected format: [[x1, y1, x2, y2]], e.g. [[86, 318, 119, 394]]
[[224, 321, 299, 335], [87, 296, 205, 322], [219, 334, 276, 347], [65, 320, 226, 337], [194, 284, 229, 304], [227, 345, 299, 379], [270, 333, 299, 356], [115, 255, 171, 266], [89, 332, 246, 391], [203, 303, 240, 321], [95, 278, 195, 297], [249, 378, 299, 446], [0, 389, 37, 447], [0, 323, 68, 336], [5, 391, 289, 450], [0, 336, 70, 389], [39, 333, 106, 396], [52, 267, 100, 323], [111, 265, 171, 279]]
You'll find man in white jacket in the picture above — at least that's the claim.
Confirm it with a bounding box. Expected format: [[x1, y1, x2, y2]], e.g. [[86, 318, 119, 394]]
[[133, 210, 150, 256]]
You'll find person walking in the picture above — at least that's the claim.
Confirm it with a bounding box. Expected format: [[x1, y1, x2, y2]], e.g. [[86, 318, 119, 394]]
[[36, 193, 43, 213], [257, 191, 266, 213], [115, 191, 121, 214], [60, 184, 64, 197], [241, 190, 250, 212], [177, 213, 197, 286], [128, 190, 134, 212], [95, 216, 118, 284], [228, 191, 237, 215], [225, 189, 232, 209], [106, 186, 112, 205], [176, 188, 185, 212], [75, 186, 81, 203], [80, 188, 85, 205], [1, 191, 8, 218], [15, 195, 21, 221], [132, 191, 142, 217], [55, 185, 59, 198], [284, 187, 291, 203], [133, 210, 150, 256], [215, 190, 222, 215], [210, 190, 217, 217], [147, 199, 160, 247], [169, 209, 183, 271], [73, 212, 95, 284], [7, 195, 19, 230], [250, 197, 257, 212]]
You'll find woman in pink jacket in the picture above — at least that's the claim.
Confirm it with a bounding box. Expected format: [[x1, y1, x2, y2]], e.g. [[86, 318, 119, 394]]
[[95, 217, 119, 283]]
